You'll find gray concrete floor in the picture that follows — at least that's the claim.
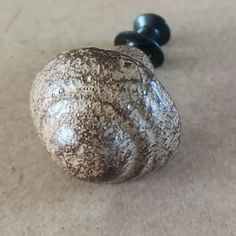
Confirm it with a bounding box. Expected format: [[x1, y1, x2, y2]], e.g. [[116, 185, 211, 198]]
[[0, 0, 235, 235]]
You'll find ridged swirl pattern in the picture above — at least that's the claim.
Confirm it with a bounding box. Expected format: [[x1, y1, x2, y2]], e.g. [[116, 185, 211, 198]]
[[30, 47, 181, 183]]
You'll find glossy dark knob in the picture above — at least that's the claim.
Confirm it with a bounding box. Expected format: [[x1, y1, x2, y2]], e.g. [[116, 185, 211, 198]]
[[114, 13, 171, 68]]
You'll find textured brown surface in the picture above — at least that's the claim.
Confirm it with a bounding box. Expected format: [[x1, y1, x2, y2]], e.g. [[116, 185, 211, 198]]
[[30, 47, 181, 182], [0, 0, 236, 235]]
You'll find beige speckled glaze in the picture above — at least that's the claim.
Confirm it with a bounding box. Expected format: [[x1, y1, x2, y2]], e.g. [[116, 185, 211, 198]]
[[30, 46, 181, 183]]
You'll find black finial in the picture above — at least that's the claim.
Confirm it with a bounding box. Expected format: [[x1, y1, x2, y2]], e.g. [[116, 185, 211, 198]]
[[114, 13, 171, 68]]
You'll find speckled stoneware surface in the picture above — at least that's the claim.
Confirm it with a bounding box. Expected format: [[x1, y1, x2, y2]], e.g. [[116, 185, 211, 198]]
[[2, 0, 236, 234], [30, 46, 181, 183]]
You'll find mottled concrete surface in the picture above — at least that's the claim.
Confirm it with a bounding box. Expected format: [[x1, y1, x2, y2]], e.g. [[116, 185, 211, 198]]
[[0, 0, 235, 235]]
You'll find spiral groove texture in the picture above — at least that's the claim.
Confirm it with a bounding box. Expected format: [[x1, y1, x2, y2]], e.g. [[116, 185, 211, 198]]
[[30, 47, 181, 183]]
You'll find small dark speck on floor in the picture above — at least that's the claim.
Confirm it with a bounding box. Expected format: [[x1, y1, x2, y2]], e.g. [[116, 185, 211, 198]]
[[19, 173, 24, 183], [11, 166, 16, 173]]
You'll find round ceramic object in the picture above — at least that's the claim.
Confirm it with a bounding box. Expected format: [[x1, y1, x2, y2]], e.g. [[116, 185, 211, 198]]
[[30, 46, 181, 183]]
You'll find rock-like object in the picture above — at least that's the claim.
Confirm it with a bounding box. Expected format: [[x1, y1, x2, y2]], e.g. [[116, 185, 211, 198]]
[[30, 47, 181, 183]]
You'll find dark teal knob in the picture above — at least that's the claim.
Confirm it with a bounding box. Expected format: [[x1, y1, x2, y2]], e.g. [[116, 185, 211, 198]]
[[114, 13, 171, 68]]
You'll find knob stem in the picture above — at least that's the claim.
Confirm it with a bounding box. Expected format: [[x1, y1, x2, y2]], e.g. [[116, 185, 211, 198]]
[[114, 13, 171, 68]]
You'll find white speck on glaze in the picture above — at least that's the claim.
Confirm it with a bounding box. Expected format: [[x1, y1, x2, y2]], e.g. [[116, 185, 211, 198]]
[[57, 124, 77, 146]]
